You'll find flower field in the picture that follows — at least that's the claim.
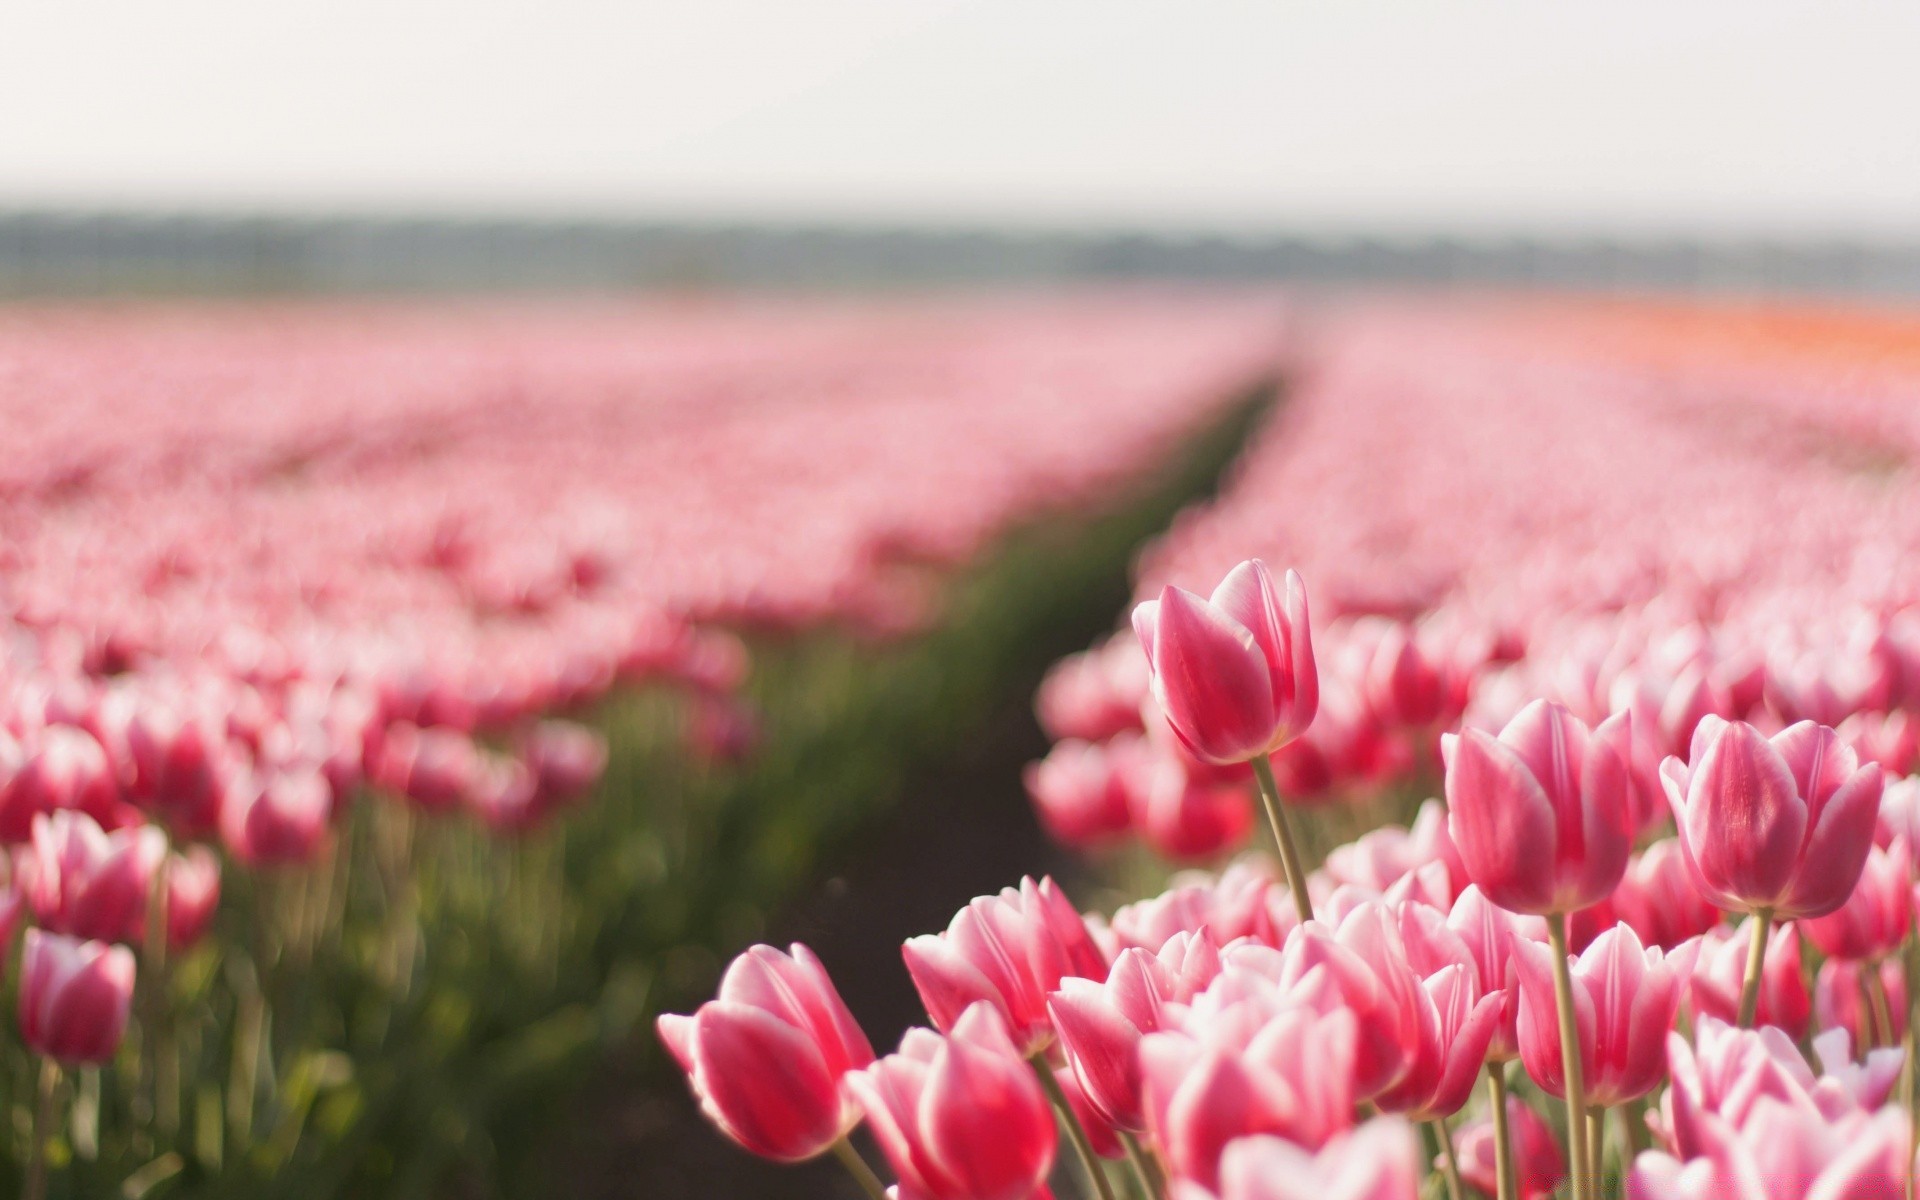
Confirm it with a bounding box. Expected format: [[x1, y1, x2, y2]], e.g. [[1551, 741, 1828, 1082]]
[[666, 294, 1920, 1200], [0, 291, 1289, 1197]]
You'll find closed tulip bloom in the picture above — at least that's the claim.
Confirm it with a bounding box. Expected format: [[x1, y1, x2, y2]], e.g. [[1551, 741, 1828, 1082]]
[[1108, 863, 1290, 954], [1610, 839, 1725, 951], [1814, 958, 1907, 1050], [1440, 885, 1548, 1062], [1371, 962, 1501, 1120], [1455, 1098, 1566, 1200], [1131, 560, 1317, 766], [904, 876, 1106, 1054], [221, 769, 331, 866], [164, 846, 221, 951], [1630, 1103, 1909, 1200], [19, 928, 135, 1064], [847, 1004, 1056, 1200], [1443, 699, 1635, 915], [1662, 718, 1882, 920], [1803, 839, 1910, 962], [516, 720, 606, 808], [1360, 620, 1447, 729], [1874, 774, 1920, 849], [3, 727, 127, 842], [1686, 920, 1810, 1040], [655, 942, 872, 1162], [1024, 738, 1135, 850], [21, 811, 167, 944], [124, 702, 229, 838], [1514, 922, 1699, 1107], [1213, 1118, 1422, 1200], [1277, 905, 1426, 1100], [1127, 754, 1255, 863]]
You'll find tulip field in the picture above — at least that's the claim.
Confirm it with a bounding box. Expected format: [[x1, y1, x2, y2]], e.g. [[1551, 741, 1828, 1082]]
[[666, 293, 1920, 1200], [0, 292, 1289, 1197]]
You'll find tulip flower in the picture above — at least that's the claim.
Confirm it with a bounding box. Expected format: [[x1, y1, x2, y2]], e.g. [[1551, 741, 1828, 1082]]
[[163, 846, 222, 951], [1108, 862, 1290, 954], [1662, 718, 1881, 922], [221, 769, 331, 866], [1275, 906, 1426, 1101], [1133, 560, 1317, 919], [19, 929, 135, 1064], [1687, 920, 1810, 1040], [1371, 962, 1501, 1122], [20, 811, 167, 944], [1131, 560, 1316, 768], [1663, 717, 1881, 1026], [656, 942, 873, 1164], [1802, 839, 1911, 963], [847, 1004, 1056, 1200], [1049, 931, 1220, 1130], [1212, 1118, 1422, 1200], [3, 727, 128, 842], [1126, 753, 1255, 863], [1454, 1097, 1566, 1200], [903, 876, 1106, 1054], [1814, 957, 1907, 1050], [1443, 699, 1634, 916], [1514, 922, 1699, 1108], [123, 702, 230, 838], [1609, 839, 1724, 951], [1024, 738, 1135, 851]]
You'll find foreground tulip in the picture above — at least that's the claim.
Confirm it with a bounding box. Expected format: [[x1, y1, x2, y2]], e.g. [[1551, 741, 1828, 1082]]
[[903, 876, 1105, 1054], [19, 929, 134, 1064], [656, 943, 874, 1167], [1211, 1117, 1422, 1200], [1444, 699, 1635, 917], [20, 811, 166, 944], [848, 1004, 1056, 1200], [1662, 717, 1881, 1025], [1133, 560, 1318, 919]]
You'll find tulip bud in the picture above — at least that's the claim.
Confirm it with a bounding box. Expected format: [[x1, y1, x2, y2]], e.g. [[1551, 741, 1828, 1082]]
[[1444, 700, 1635, 915], [19, 929, 135, 1064], [655, 943, 871, 1163], [20, 811, 166, 944], [1131, 561, 1316, 766], [1515, 923, 1698, 1107], [221, 769, 331, 866], [1663, 718, 1882, 919]]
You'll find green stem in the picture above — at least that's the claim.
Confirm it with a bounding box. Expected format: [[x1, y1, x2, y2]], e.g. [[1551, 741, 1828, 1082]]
[[1431, 1116, 1464, 1200], [23, 1058, 60, 1200], [1546, 914, 1591, 1200], [1032, 1055, 1117, 1200], [1866, 959, 1897, 1050], [830, 1136, 888, 1200], [1486, 1064, 1516, 1200], [1250, 754, 1314, 924], [1586, 1107, 1606, 1192], [1737, 909, 1774, 1029], [1118, 1130, 1165, 1200], [1903, 928, 1920, 1200]]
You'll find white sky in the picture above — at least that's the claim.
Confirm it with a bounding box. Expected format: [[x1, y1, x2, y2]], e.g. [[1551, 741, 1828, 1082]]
[[4, 2, 1920, 240]]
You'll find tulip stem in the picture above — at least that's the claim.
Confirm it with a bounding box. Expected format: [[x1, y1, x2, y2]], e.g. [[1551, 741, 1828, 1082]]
[[1486, 1064, 1516, 1200], [1903, 929, 1920, 1200], [24, 1057, 61, 1200], [830, 1136, 888, 1200], [1866, 961, 1897, 1050], [1431, 1117, 1464, 1200], [1031, 1055, 1117, 1200], [1586, 1107, 1606, 1191], [1736, 909, 1773, 1029], [1545, 914, 1592, 1200], [1117, 1130, 1165, 1200], [1250, 754, 1314, 923]]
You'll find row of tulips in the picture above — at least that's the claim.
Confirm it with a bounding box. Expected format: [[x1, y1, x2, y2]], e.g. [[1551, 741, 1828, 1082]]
[[668, 557, 1920, 1198], [0, 295, 1289, 1193]]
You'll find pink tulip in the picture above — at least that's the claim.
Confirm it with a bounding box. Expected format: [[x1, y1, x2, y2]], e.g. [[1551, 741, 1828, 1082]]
[[1127, 755, 1255, 863], [847, 1004, 1056, 1200], [1108, 863, 1290, 954], [517, 720, 606, 808], [220, 769, 332, 866], [20, 811, 166, 944], [1359, 620, 1447, 729], [1319, 800, 1466, 904], [1024, 738, 1135, 850], [1874, 773, 1920, 849], [1370, 961, 1501, 1120], [1212, 1118, 1422, 1200], [1840, 710, 1920, 777], [1276, 905, 1425, 1101], [1443, 699, 1635, 915], [1514, 922, 1699, 1106], [1609, 839, 1724, 951], [903, 876, 1106, 1054], [1131, 560, 1317, 766], [1050, 931, 1219, 1130], [1686, 919, 1810, 1039], [370, 723, 484, 813], [1803, 838, 1911, 962], [164, 846, 221, 950], [19, 928, 135, 1064], [656, 942, 872, 1163], [123, 702, 230, 838], [1455, 1097, 1566, 1200], [1814, 957, 1907, 1051], [1437, 885, 1548, 1062], [1662, 718, 1882, 919], [1632, 1103, 1909, 1200], [3, 727, 127, 842]]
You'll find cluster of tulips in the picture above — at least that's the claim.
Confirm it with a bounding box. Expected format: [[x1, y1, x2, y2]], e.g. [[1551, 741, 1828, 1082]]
[[666, 557, 1920, 1199]]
